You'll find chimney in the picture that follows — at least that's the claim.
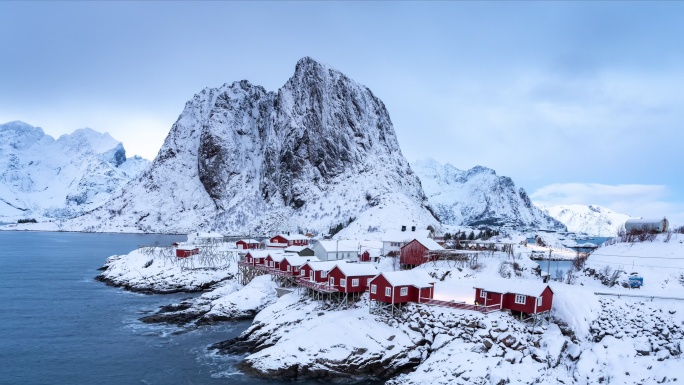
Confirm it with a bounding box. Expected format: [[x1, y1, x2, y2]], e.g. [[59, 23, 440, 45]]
[[401, 225, 406, 232], [411, 226, 416, 232]]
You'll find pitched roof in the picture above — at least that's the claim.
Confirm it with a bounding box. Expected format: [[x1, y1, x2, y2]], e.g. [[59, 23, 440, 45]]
[[282, 254, 320, 266], [246, 250, 283, 259], [278, 233, 309, 241], [403, 237, 444, 251], [284, 245, 312, 253], [377, 270, 435, 288], [315, 240, 360, 252], [382, 229, 431, 242], [304, 260, 344, 271], [474, 280, 552, 298], [238, 239, 260, 244], [333, 263, 379, 277]]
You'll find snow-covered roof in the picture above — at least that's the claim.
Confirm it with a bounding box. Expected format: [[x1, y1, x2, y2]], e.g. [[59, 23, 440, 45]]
[[246, 250, 283, 259], [278, 233, 309, 241], [282, 254, 320, 266], [316, 240, 360, 252], [333, 263, 379, 277], [625, 218, 666, 226], [382, 229, 431, 242], [378, 270, 435, 288], [176, 245, 199, 251], [304, 260, 344, 271], [475, 279, 551, 298], [269, 253, 291, 263], [196, 232, 224, 238], [284, 245, 312, 253], [405, 237, 443, 251], [238, 239, 260, 244]]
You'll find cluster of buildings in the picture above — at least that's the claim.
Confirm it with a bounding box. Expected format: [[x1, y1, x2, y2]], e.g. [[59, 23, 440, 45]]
[[231, 228, 553, 319]]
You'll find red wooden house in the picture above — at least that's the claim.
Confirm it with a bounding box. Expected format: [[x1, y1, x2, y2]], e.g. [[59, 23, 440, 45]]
[[327, 263, 378, 293], [299, 261, 342, 283], [176, 245, 199, 258], [267, 233, 310, 249], [280, 254, 320, 276], [236, 239, 261, 250], [244, 250, 275, 266], [474, 281, 553, 315], [400, 238, 443, 268], [264, 253, 287, 270], [369, 270, 435, 304]]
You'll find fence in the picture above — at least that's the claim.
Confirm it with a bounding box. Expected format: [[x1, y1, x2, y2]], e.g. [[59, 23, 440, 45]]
[[419, 298, 500, 313]]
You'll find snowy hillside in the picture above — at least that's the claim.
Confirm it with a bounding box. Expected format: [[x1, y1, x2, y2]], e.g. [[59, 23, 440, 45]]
[[64, 57, 438, 234], [0, 121, 149, 222], [413, 158, 565, 231], [537, 204, 631, 236]]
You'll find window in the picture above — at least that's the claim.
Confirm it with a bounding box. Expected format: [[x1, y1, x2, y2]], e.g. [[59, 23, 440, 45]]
[[341, 278, 346, 287], [310, 271, 314, 280], [480, 290, 486, 299], [300, 269, 305, 276], [329, 277, 335, 286], [385, 287, 391, 296], [367, 278, 372, 287], [371, 284, 377, 294], [352, 278, 359, 287], [287, 265, 291, 272], [537, 297, 542, 306], [400, 287, 408, 296], [515, 294, 526, 304], [321, 271, 328, 278], [269, 261, 274, 267]]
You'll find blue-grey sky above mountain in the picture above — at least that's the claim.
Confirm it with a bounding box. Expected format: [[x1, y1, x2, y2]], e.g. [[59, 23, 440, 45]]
[[2, 2, 683, 223]]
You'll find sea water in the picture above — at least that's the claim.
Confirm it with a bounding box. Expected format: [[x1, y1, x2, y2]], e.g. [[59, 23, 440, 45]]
[[0, 231, 300, 385]]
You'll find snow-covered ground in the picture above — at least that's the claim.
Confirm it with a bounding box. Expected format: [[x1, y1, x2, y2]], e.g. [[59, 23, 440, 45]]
[[98, 231, 684, 383]]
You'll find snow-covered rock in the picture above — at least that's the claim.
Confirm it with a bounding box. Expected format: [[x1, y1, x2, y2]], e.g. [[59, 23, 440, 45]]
[[0, 121, 149, 222], [413, 158, 565, 231], [65, 57, 438, 234]]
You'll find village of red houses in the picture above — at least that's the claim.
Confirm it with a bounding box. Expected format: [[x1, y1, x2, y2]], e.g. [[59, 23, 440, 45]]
[[171, 226, 557, 322]]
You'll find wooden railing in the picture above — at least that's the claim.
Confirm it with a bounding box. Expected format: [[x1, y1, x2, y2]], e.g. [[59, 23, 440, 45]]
[[419, 298, 500, 313]]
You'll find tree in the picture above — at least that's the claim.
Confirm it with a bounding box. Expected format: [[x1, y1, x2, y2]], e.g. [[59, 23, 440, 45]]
[[468, 231, 475, 240], [444, 232, 452, 241]]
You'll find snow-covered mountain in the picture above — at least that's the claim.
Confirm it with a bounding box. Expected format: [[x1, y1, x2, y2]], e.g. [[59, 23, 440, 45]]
[[412, 158, 566, 231], [67, 57, 438, 234], [536, 204, 630, 236], [0, 121, 149, 222]]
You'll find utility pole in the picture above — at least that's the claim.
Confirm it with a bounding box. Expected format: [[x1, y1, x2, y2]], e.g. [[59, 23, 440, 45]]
[[547, 249, 552, 282]]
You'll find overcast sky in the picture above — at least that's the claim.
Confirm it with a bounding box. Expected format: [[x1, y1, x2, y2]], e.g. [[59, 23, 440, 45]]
[[2, 2, 683, 223]]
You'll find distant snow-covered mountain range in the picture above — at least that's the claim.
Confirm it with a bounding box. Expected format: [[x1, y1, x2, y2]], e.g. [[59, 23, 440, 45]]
[[0, 121, 149, 222], [535, 204, 631, 237], [2, 58, 626, 235]]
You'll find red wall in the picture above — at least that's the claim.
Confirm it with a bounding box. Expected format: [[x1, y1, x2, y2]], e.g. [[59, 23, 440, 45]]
[[176, 248, 199, 258], [327, 266, 374, 293], [474, 288, 504, 308], [400, 240, 428, 266], [299, 264, 328, 282], [475, 287, 553, 314], [369, 274, 433, 304], [236, 241, 259, 250]]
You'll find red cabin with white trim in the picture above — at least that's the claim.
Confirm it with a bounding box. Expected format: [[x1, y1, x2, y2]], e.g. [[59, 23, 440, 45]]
[[474, 282, 553, 314], [400, 238, 443, 267], [327, 264, 379, 293], [176, 246, 199, 258], [244, 250, 273, 266], [369, 270, 435, 304], [236, 239, 260, 250], [280, 255, 320, 276], [299, 261, 341, 283], [268, 234, 309, 249]]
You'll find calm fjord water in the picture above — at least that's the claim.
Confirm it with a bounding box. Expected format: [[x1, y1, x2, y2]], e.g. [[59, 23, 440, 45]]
[[0, 231, 271, 385]]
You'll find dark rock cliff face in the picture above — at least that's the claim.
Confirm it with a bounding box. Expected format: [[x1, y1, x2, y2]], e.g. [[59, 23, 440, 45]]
[[82, 57, 434, 234]]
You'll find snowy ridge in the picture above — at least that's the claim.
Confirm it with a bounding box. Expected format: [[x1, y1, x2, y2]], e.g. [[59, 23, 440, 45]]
[[412, 158, 565, 230], [536, 204, 631, 236], [0, 121, 149, 222], [65, 57, 438, 234]]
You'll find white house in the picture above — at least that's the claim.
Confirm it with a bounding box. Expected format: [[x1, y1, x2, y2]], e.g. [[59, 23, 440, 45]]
[[311, 240, 360, 261], [381, 227, 431, 256]]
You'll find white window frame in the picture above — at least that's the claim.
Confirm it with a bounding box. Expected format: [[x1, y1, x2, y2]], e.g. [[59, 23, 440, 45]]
[[352, 278, 359, 287], [341, 278, 346, 287], [537, 297, 542, 306], [310, 271, 314, 280], [385, 287, 391, 297], [286, 265, 291, 272], [480, 290, 486, 299], [367, 278, 372, 286], [329, 277, 335, 286], [321, 271, 328, 278], [515, 294, 526, 304], [371, 284, 377, 294], [400, 287, 408, 296], [300, 269, 305, 276]]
